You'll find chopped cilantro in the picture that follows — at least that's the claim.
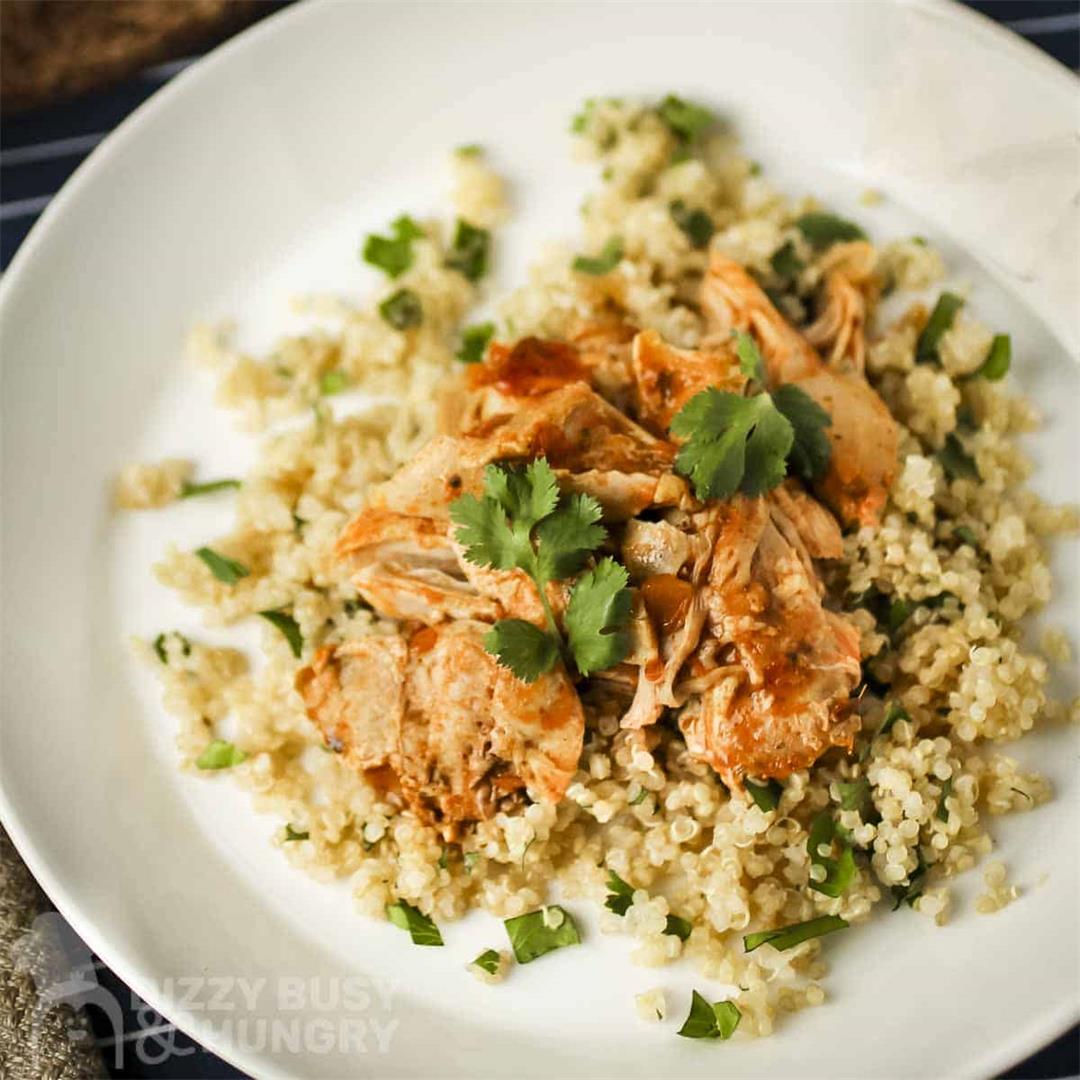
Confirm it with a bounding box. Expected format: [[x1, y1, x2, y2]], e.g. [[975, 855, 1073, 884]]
[[836, 778, 871, 815], [772, 384, 832, 482], [953, 525, 979, 548], [890, 852, 927, 910], [284, 824, 309, 842], [916, 292, 964, 363], [503, 906, 580, 963], [471, 949, 502, 975], [483, 620, 560, 683], [386, 901, 444, 946], [794, 213, 866, 249], [744, 777, 782, 812], [152, 631, 191, 664], [664, 914, 693, 941], [573, 237, 623, 275], [257, 609, 303, 659], [318, 370, 348, 396], [939, 433, 979, 481], [769, 240, 804, 281], [743, 915, 848, 953], [362, 215, 423, 279], [456, 144, 483, 157], [806, 812, 856, 897], [678, 991, 741, 1040], [456, 321, 495, 364], [733, 330, 765, 383], [194, 547, 249, 585], [445, 219, 490, 282], [378, 288, 423, 331], [670, 200, 714, 249], [180, 478, 241, 498], [604, 870, 634, 916], [936, 777, 953, 822], [656, 95, 714, 145], [565, 559, 632, 676], [196, 739, 247, 770]]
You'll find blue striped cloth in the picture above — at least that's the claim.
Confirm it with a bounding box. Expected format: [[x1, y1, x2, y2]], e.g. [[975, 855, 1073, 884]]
[[1, 2, 1077, 1077]]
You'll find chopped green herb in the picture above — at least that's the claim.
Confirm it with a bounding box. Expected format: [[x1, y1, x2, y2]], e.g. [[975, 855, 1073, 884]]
[[939, 433, 979, 481], [677, 990, 741, 1040], [572, 236, 623, 276], [744, 777, 782, 813], [194, 547, 250, 585], [437, 847, 450, 870], [743, 914, 848, 953], [806, 812, 856, 897], [733, 330, 765, 383], [378, 288, 423, 331], [456, 144, 483, 157], [669, 200, 714, 249], [664, 914, 693, 941], [748, 161, 762, 177], [319, 370, 348, 396], [977, 334, 1011, 380], [936, 777, 953, 822], [257, 609, 303, 659], [836, 778, 871, 815], [671, 388, 793, 500], [503, 906, 580, 963], [284, 824, 309, 842], [890, 852, 927, 910], [456, 321, 495, 364], [180, 478, 241, 498], [445, 219, 490, 282], [656, 95, 714, 145], [386, 901, 444, 946], [471, 949, 502, 975], [888, 598, 913, 634], [483, 620, 560, 683], [879, 701, 909, 739], [794, 212, 866, 249], [196, 739, 247, 770], [772, 384, 832, 482], [629, 786, 650, 806], [570, 98, 597, 134], [954, 525, 979, 548], [362, 215, 423, 279], [152, 631, 191, 664], [565, 559, 632, 676], [769, 239, 804, 281], [912, 235, 928, 246], [463, 851, 480, 873], [604, 870, 634, 916], [916, 292, 964, 363]]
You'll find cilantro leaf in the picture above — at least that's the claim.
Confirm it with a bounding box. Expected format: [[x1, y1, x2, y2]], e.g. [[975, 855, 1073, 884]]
[[733, 330, 765, 383], [196, 739, 247, 770], [670, 200, 714, 249], [362, 215, 423, 278], [939, 433, 979, 481], [318, 370, 348, 396], [284, 824, 309, 842], [743, 915, 848, 953], [664, 914, 693, 941], [379, 288, 423, 330], [744, 777, 782, 812], [678, 991, 741, 1040], [152, 631, 191, 664], [890, 852, 927, 910], [604, 870, 634, 915], [573, 237, 622, 275], [565, 558, 632, 676], [772, 384, 832, 482], [794, 212, 866, 249], [917, 292, 964, 363], [657, 95, 714, 145], [449, 493, 525, 571], [386, 901, 444, 946], [257, 609, 303, 659], [486, 458, 560, 527], [445, 219, 490, 282], [534, 493, 606, 580], [483, 620, 559, 683], [180, 478, 241, 498], [503, 906, 580, 963], [195, 546, 249, 585], [806, 812, 856, 897], [457, 321, 495, 364], [770, 240, 804, 281], [977, 334, 1011, 380], [471, 949, 502, 975], [671, 390, 793, 501], [836, 778, 871, 815], [936, 777, 953, 822]]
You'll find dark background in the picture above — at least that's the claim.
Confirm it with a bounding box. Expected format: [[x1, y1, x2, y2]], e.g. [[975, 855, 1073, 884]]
[[2, 1, 1077, 1076]]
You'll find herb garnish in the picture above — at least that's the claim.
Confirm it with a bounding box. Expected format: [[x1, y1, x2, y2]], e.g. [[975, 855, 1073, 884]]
[[772, 385, 832, 482], [936, 777, 953, 822], [456, 321, 495, 364], [152, 631, 191, 664], [977, 334, 1011, 380], [836, 778, 871, 815], [195, 546, 250, 585], [257, 609, 303, 659], [670, 200, 714, 249], [284, 824, 309, 842], [196, 739, 247, 770], [677, 991, 741, 1040], [794, 213, 866, 249], [938, 432, 979, 481], [573, 237, 623, 276], [362, 215, 423, 279], [379, 288, 423, 330], [769, 240, 804, 282], [916, 292, 964, 363], [503, 906, 580, 963], [890, 852, 927, 910], [319, 370, 348, 396], [744, 777, 782, 812], [445, 219, 490, 282], [807, 813, 856, 897], [386, 901, 444, 946], [180, 478, 241, 498], [953, 524, 979, 548], [664, 915, 693, 941], [656, 95, 714, 147], [450, 459, 631, 681], [471, 949, 502, 975], [604, 870, 634, 915], [743, 915, 848, 953]]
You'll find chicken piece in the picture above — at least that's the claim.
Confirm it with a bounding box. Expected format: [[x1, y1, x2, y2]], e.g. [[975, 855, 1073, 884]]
[[570, 317, 638, 410], [804, 242, 879, 374], [558, 468, 691, 521], [295, 636, 406, 780], [336, 509, 501, 624], [297, 622, 585, 840], [621, 519, 694, 581], [631, 328, 745, 433], [681, 491, 861, 785], [701, 250, 898, 526]]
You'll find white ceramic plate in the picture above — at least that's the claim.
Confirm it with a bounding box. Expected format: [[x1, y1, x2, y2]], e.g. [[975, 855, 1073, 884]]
[[2, 2, 1077, 1076]]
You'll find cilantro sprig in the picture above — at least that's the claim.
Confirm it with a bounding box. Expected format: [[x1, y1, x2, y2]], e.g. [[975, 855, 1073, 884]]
[[670, 331, 831, 502], [450, 459, 631, 682]]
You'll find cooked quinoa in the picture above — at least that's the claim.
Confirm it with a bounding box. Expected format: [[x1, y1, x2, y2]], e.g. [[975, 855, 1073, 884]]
[[126, 97, 1077, 1039]]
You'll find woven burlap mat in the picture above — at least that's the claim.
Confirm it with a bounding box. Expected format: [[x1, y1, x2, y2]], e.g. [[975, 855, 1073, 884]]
[[0, 827, 106, 1079]]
